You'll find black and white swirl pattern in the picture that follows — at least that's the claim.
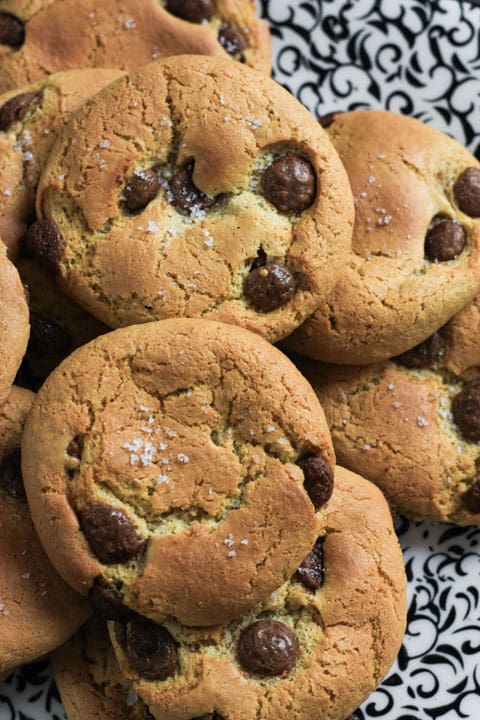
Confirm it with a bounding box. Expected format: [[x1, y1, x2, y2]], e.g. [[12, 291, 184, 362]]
[[2, 1, 480, 719]]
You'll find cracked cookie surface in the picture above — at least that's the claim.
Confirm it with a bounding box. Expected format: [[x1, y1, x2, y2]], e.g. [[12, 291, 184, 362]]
[[0, 0, 270, 94], [0, 245, 29, 408], [35, 55, 353, 342], [108, 465, 406, 720], [286, 110, 480, 364], [21, 318, 335, 626], [0, 385, 90, 678], [0, 68, 123, 259], [299, 300, 480, 524]]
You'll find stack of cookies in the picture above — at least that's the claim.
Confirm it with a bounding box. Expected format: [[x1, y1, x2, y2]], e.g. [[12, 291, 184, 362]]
[[4, 1, 461, 718]]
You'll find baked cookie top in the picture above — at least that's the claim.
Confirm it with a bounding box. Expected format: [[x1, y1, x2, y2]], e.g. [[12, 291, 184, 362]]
[[108, 465, 406, 720], [53, 616, 152, 720], [0, 245, 29, 408], [21, 319, 335, 627], [0, 0, 271, 93], [300, 307, 480, 524], [33, 54, 354, 342], [0, 68, 123, 259], [0, 386, 90, 677], [286, 109, 480, 364]]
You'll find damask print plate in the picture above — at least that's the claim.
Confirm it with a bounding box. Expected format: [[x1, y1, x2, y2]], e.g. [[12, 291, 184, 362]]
[[1, 1, 480, 719]]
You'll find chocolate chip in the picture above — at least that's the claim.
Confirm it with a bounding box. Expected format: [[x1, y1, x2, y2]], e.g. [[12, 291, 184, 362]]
[[424, 215, 466, 262], [88, 577, 134, 620], [243, 262, 296, 312], [77, 503, 145, 564], [296, 537, 325, 590], [123, 169, 159, 212], [297, 455, 334, 510], [237, 620, 299, 676], [192, 714, 225, 720], [218, 23, 247, 57], [0, 92, 37, 131], [28, 313, 72, 359], [0, 449, 25, 499], [122, 619, 178, 680], [261, 155, 316, 214], [249, 246, 267, 271], [170, 160, 219, 215], [462, 479, 480, 513], [0, 12, 25, 48], [66, 436, 83, 460], [24, 220, 64, 273], [394, 332, 444, 369], [165, 0, 214, 23], [318, 111, 341, 129], [452, 382, 480, 441], [453, 167, 480, 217]]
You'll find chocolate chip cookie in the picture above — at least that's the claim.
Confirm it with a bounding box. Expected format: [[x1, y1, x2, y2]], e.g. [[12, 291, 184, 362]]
[[108, 466, 406, 720], [0, 68, 123, 259], [286, 110, 480, 364], [0, 0, 270, 94], [16, 259, 108, 389], [34, 55, 354, 342], [21, 319, 335, 626], [0, 246, 29, 408], [53, 616, 153, 720], [300, 300, 480, 523], [0, 385, 90, 677]]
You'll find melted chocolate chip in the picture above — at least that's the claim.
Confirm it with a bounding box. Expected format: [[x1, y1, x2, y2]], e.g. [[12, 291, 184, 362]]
[[122, 620, 178, 680], [123, 169, 159, 212], [0, 449, 25, 499], [28, 313, 72, 359], [66, 436, 83, 460], [243, 262, 296, 312], [165, 0, 214, 23], [261, 155, 316, 214], [170, 161, 220, 215], [424, 216, 466, 262], [453, 167, 480, 217], [250, 246, 267, 271], [394, 332, 444, 369], [318, 111, 341, 129], [296, 537, 325, 590], [0, 12, 25, 48], [297, 455, 334, 510], [237, 620, 299, 676], [0, 92, 37, 131], [218, 23, 247, 57], [452, 382, 480, 441], [24, 220, 64, 273], [462, 479, 480, 514], [78, 504, 145, 564], [88, 577, 133, 620]]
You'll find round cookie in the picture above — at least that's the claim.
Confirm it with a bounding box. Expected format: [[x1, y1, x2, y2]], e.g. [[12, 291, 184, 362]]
[[286, 109, 480, 364], [108, 465, 406, 720], [299, 302, 480, 524], [0, 68, 123, 259], [16, 259, 108, 389], [21, 319, 335, 627], [0, 0, 271, 94], [33, 55, 354, 342], [52, 616, 153, 720], [0, 245, 29, 408], [0, 385, 90, 677]]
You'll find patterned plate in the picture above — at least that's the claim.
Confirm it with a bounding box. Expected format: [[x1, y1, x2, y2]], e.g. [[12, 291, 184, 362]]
[[2, 1, 480, 719]]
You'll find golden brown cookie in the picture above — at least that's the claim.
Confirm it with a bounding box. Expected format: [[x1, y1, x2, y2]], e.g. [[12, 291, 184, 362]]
[[0, 0, 270, 94], [299, 307, 480, 523], [0, 245, 29, 408], [286, 109, 480, 364], [32, 55, 354, 342], [21, 319, 335, 627], [0, 385, 90, 677], [53, 616, 152, 720], [108, 465, 406, 720], [16, 259, 108, 389], [0, 68, 123, 259]]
